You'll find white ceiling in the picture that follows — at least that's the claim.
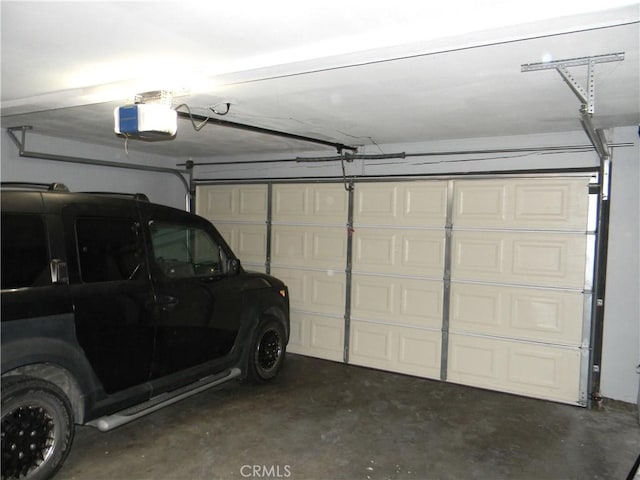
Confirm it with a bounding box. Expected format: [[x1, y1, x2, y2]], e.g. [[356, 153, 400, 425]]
[[1, 1, 639, 160]]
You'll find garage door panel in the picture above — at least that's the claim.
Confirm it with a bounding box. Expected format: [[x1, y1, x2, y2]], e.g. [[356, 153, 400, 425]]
[[354, 229, 445, 276], [272, 226, 346, 268], [452, 235, 504, 274], [450, 283, 584, 345], [196, 185, 268, 222], [355, 182, 447, 226], [273, 227, 306, 262], [448, 333, 581, 404], [311, 274, 346, 311], [196, 186, 234, 219], [271, 267, 346, 315], [453, 231, 587, 288], [235, 225, 268, 263], [287, 312, 344, 362], [350, 320, 441, 379], [354, 230, 396, 270], [400, 232, 446, 276], [350, 321, 393, 363], [274, 187, 307, 219], [237, 227, 267, 260], [454, 178, 589, 230], [398, 333, 440, 375], [355, 185, 398, 223], [352, 276, 395, 317], [403, 182, 448, 224], [312, 185, 349, 219], [214, 224, 267, 265], [352, 274, 442, 328], [273, 184, 348, 223], [313, 230, 348, 263]]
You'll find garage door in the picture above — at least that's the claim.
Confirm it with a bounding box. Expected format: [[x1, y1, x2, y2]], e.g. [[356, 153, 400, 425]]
[[196, 175, 595, 405]]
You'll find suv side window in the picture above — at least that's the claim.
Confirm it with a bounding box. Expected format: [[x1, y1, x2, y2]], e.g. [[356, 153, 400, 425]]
[[1, 214, 50, 289], [76, 217, 143, 283], [150, 222, 223, 278]]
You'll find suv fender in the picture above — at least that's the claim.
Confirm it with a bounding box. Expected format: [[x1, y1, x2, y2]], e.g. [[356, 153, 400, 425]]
[[2, 326, 100, 423]]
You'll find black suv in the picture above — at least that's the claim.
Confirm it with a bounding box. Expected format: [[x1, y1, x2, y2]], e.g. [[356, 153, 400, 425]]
[[0, 183, 290, 480]]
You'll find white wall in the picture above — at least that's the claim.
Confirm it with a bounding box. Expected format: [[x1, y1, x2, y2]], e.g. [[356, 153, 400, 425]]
[[601, 126, 640, 404], [1, 132, 188, 210]]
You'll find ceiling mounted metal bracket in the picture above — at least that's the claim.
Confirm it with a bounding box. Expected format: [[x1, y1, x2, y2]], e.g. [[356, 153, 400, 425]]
[[521, 52, 624, 116], [521, 52, 624, 200]]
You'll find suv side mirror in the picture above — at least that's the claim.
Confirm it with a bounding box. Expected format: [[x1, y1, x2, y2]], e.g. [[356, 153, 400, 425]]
[[227, 258, 241, 275]]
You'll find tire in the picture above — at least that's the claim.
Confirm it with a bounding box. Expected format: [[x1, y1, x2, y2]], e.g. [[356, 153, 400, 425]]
[[1, 376, 75, 480], [246, 318, 287, 383]]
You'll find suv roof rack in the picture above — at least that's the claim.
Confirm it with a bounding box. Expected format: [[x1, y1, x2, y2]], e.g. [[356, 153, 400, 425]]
[[1, 182, 69, 192], [82, 192, 150, 202], [0, 183, 149, 201]]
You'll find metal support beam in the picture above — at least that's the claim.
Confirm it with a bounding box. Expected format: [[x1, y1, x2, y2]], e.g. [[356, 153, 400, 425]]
[[556, 65, 589, 108], [6, 126, 192, 208]]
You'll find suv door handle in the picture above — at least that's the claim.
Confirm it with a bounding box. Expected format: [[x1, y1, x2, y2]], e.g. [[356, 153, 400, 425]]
[[157, 295, 179, 311]]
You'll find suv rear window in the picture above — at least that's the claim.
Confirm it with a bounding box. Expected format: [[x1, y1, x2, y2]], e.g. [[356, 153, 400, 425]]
[[76, 218, 143, 283], [1, 214, 49, 289]]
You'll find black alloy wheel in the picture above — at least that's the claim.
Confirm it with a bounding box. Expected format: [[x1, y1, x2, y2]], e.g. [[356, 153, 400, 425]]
[[1, 377, 74, 480], [249, 319, 286, 382]]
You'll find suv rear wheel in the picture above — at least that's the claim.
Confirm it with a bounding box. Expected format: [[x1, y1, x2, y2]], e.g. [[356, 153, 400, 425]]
[[247, 318, 286, 382], [1, 376, 74, 480]]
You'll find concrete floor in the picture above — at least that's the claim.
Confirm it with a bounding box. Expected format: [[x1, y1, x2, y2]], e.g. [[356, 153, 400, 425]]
[[58, 354, 639, 480]]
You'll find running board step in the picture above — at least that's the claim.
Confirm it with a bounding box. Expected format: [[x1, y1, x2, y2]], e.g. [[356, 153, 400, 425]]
[[87, 368, 241, 432]]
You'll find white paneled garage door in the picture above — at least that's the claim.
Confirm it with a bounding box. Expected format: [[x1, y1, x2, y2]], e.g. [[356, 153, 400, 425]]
[[196, 175, 596, 405], [269, 184, 348, 362]]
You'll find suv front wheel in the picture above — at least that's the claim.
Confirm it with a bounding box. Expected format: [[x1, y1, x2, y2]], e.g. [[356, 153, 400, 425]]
[[247, 318, 286, 382], [1, 376, 74, 480]]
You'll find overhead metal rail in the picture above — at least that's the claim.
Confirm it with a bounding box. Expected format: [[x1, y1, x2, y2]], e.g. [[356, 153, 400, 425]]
[[178, 143, 633, 169], [175, 110, 358, 154], [5, 126, 192, 210]]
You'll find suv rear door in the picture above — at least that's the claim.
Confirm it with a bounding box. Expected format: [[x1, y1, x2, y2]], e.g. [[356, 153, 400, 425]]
[[1, 194, 74, 351], [61, 199, 155, 394]]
